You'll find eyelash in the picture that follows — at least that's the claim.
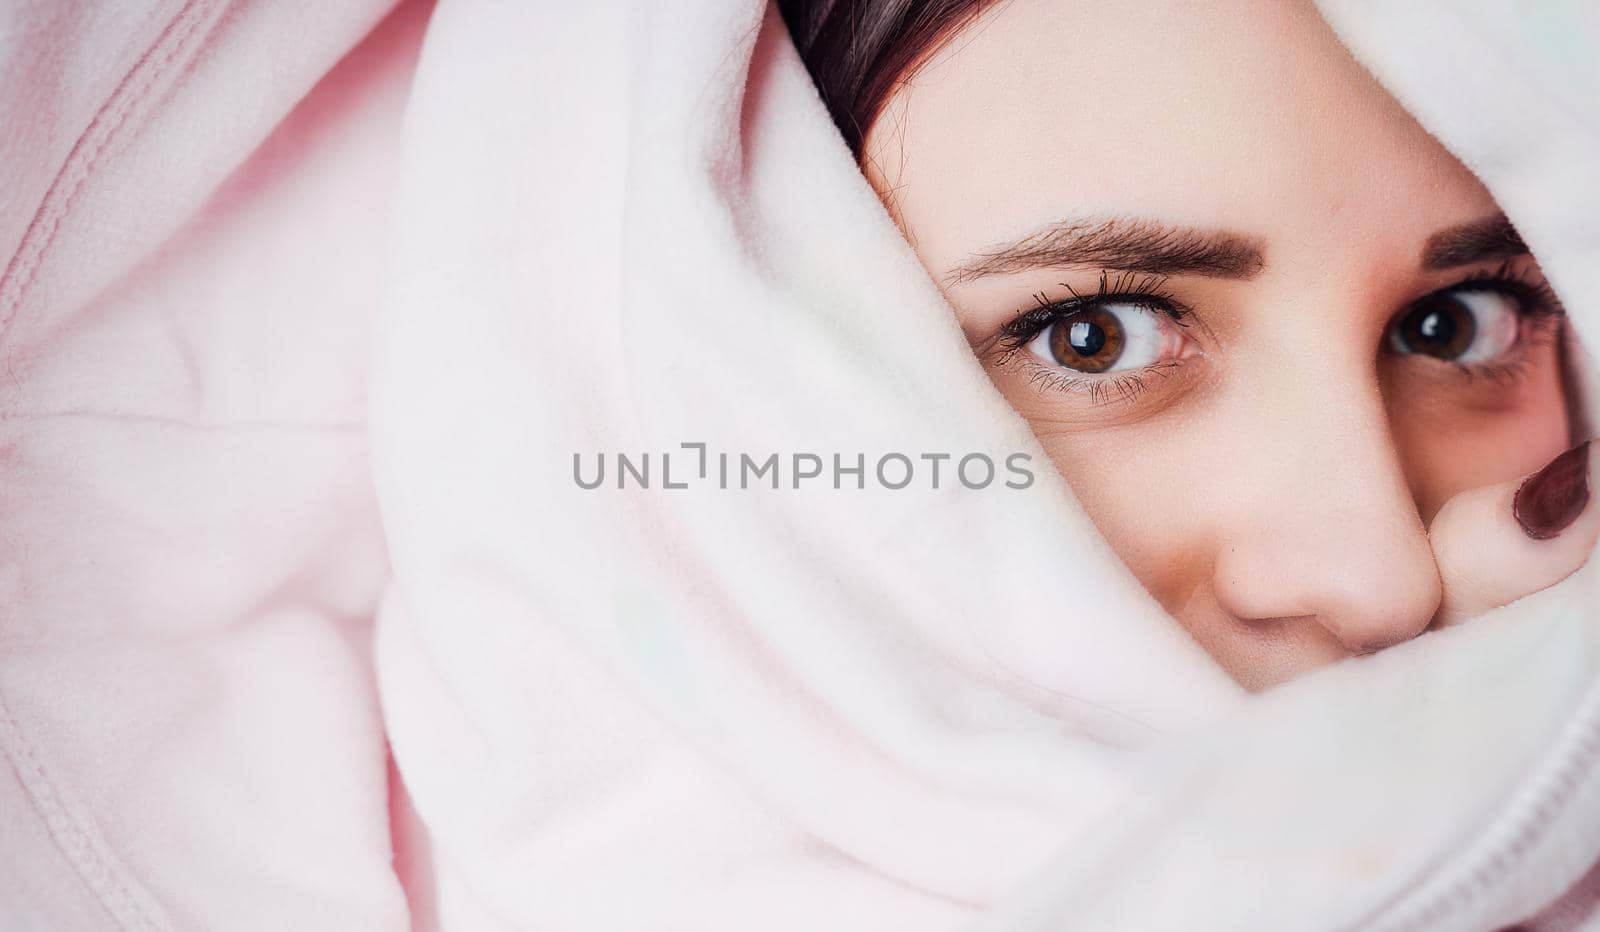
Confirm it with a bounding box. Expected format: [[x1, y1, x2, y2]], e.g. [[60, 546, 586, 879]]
[[1447, 259, 1564, 316], [993, 261, 1565, 404]]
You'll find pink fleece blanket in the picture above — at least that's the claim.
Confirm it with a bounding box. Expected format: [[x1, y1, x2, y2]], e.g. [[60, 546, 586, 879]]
[[5, 3, 1600, 931], [1, 1, 423, 927]]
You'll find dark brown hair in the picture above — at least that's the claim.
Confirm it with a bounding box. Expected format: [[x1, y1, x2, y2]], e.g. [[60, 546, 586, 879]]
[[777, 0, 998, 157]]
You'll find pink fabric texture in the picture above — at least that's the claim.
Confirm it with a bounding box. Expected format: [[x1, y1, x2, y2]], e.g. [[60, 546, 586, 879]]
[[1, 1, 426, 928], [4, 2, 1600, 930]]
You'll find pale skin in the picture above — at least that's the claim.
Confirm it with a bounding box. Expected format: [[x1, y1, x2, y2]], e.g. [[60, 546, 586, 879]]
[[862, 0, 1598, 690]]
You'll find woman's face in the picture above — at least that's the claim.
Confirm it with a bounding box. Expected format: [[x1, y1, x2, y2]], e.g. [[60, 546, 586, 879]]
[[863, 0, 1573, 690]]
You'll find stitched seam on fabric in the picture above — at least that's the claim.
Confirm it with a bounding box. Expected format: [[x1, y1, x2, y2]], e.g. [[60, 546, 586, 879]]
[[1419, 682, 1600, 929], [0, 0, 226, 347], [1359, 673, 1600, 932], [0, 693, 169, 931], [0, 2, 234, 927]]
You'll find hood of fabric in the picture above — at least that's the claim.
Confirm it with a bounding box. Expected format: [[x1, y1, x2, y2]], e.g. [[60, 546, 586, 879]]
[[373, 1, 1600, 930]]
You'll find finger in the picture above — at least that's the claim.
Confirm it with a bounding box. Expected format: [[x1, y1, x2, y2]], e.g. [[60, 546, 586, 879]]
[[1430, 440, 1597, 628]]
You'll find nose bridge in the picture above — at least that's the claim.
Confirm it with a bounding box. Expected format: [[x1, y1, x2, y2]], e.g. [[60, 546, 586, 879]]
[[1212, 323, 1442, 652]]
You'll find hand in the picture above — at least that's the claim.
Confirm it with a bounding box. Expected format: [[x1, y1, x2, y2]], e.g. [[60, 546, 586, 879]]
[[1430, 441, 1597, 627]]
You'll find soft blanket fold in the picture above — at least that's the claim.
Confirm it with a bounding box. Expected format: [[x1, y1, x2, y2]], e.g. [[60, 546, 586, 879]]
[[373, 1, 1600, 930], [3, 1, 1598, 930]]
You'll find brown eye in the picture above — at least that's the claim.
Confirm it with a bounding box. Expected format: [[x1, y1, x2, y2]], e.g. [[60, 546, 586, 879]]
[[1388, 288, 1520, 364], [1045, 307, 1127, 373], [1023, 301, 1190, 377], [1392, 293, 1476, 359]]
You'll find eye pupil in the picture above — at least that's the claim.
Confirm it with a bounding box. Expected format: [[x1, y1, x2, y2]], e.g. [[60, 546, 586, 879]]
[[1048, 307, 1127, 373], [1417, 310, 1452, 344], [1396, 295, 1477, 359], [1068, 320, 1106, 356]]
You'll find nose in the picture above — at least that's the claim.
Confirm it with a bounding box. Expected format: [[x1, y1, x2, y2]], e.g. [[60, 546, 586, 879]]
[[1209, 336, 1442, 656]]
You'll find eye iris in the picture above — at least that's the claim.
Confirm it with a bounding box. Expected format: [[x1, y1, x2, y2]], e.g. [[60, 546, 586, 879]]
[[1048, 307, 1126, 373], [1398, 295, 1477, 359]]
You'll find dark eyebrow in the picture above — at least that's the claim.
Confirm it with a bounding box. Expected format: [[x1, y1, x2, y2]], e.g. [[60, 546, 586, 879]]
[[944, 217, 1266, 285], [1421, 215, 1528, 269]]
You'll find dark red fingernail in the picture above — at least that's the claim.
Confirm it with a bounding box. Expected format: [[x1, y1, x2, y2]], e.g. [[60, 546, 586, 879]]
[[1514, 442, 1591, 540]]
